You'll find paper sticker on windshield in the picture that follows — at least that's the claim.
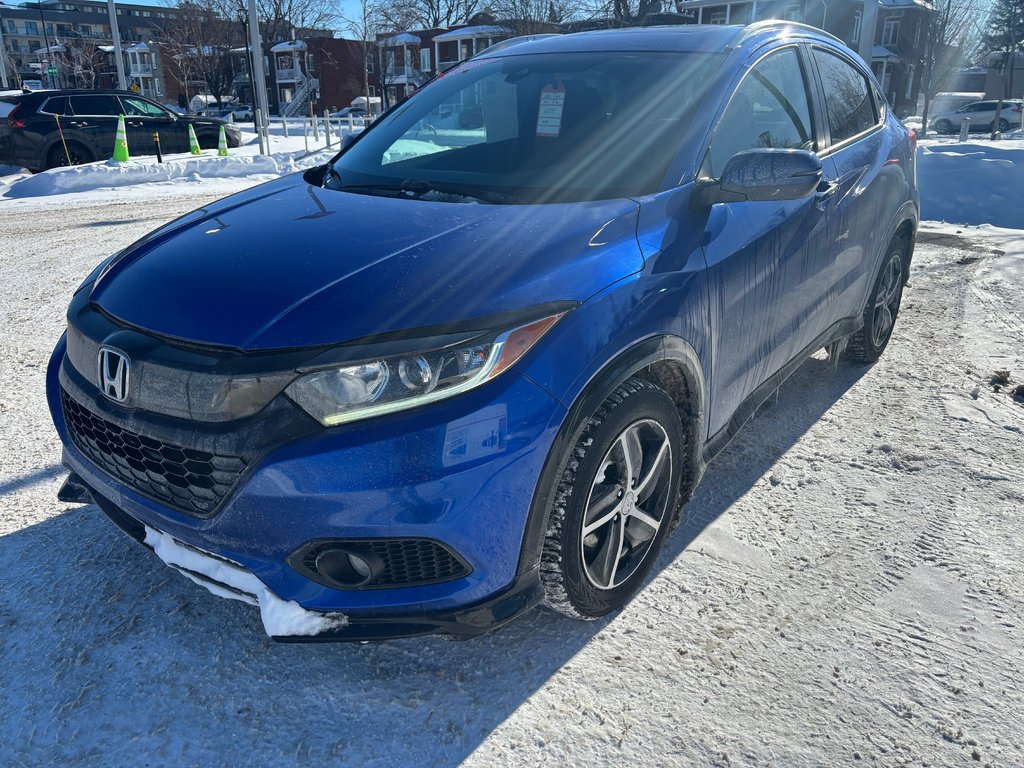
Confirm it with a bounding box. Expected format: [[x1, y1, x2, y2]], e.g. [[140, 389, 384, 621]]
[[536, 81, 566, 138]]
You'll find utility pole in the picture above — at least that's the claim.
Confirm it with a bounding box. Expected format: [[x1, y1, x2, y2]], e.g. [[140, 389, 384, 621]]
[[37, 1, 53, 88], [239, 10, 264, 154], [247, 0, 270, 154], [0, 20, 10, 88], [107, 0, 127, 90]]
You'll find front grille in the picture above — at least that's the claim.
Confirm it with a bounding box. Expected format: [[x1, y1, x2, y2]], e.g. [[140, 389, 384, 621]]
[[296, 539, 471, 589], [60, 388, 247, 517]]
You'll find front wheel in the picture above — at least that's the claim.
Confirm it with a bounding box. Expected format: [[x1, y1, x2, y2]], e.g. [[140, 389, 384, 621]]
[[846, 239, 907, 362], [540, 378, 684, 619], [935, 119, 953, 134]]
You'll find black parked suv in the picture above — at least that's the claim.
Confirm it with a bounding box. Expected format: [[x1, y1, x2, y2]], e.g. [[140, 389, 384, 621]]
[[0, 89, 243, 172]]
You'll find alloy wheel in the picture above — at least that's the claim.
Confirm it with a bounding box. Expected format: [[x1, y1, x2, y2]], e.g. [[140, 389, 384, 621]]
[[580, 419, 672, 590], [871, 252, 903, 348]]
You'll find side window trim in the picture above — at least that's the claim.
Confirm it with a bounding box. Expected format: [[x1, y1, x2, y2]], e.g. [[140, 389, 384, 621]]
[[809, 45, 885, 156], [697, 43, 819, 180]]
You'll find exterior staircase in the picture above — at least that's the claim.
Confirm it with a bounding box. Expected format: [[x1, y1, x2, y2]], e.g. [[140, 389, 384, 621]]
[[282, 76, 318, 118]]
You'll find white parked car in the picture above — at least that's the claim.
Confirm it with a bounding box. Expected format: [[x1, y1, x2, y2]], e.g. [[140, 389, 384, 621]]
[[930, 100, 1023, 134]]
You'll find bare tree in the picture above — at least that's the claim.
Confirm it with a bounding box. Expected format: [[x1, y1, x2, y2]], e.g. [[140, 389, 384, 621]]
[[487, 0, 578, 33], [342, 0, 390, 109], [919, 0, 983, 137], [582, 0, 660, 26], [256, 0, 339, 42], [378, 0, 480, 31], [63, 38, 109, 89], [163, 2, 242, 107]]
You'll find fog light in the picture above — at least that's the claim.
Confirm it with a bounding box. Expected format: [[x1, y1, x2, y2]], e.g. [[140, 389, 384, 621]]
[[314, 547, 383, 588]]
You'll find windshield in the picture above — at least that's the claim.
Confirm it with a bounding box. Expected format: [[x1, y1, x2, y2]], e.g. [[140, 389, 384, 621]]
[[330, 51, 724, 203]]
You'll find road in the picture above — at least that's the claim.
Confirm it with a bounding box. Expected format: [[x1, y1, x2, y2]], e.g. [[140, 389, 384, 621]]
[[1, 195, 1022, 766]]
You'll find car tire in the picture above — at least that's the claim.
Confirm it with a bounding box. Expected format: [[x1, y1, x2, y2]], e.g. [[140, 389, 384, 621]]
[[997, 119, 1010, 132], [846, 237, 908, 363], [46, 141, 93, 170], [540, 377, 684, 619], [934, 119, 953, 134]]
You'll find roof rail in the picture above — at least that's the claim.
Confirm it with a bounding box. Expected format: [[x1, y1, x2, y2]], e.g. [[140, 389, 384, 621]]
[[738, 19, 845, 46]]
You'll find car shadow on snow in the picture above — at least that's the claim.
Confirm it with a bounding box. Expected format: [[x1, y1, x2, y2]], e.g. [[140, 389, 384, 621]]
[[0, 354, 867, 765]]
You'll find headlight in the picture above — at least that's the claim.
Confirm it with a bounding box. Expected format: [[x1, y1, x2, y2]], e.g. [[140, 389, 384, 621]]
[[286, 311, 567, 426]]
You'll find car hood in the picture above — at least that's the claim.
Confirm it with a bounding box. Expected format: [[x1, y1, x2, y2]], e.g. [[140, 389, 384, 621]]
[[88, 174, 645, 351]]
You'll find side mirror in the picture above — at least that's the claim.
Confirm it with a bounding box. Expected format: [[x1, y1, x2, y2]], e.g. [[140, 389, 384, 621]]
[[341, 132, 358, 150], [692, 149, 822, 209]]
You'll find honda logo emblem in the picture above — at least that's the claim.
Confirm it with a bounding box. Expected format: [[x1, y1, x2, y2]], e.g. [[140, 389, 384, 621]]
[[98, 348, 130, 403]]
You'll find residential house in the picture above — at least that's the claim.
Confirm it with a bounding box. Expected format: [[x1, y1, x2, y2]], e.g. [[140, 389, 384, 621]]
[[1, 0, 169, 91], [675, 0, 932, 115]]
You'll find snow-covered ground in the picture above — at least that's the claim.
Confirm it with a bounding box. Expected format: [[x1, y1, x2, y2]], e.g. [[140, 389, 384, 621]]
[[1, 172, 1022, 763], [918, 135, 1024, 228], [0, 120, 355, 203]]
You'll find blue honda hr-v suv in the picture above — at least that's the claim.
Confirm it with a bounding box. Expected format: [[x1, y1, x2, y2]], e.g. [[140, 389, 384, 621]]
[[47, 21, 918, 640]]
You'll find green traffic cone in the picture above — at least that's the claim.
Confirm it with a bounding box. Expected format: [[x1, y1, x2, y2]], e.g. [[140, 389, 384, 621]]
[[187, 123, 201, 155], [112, 115, 130, 162], [217, 125, 229, 157]]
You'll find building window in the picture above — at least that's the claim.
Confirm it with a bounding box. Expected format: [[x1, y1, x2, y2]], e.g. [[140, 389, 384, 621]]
[[29, 40, 41, 52], [710, 10, 727, 23], [852, 11, 861, 43], [784, 5, 802, 21], [905, 63, 915, 99], [420, 47, 430, 71], [882, 17, 900, 46], [368, 85, 376, 96], [25, 21, 38, 35], [913, 19, 921, 45]]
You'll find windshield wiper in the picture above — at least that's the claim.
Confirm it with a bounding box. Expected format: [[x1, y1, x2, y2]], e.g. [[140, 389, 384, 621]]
[[331, 178, 518, 204], [399, 179, 521, 204]]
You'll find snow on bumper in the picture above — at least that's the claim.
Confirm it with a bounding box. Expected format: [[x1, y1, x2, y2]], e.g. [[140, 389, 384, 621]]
[[143, 525, 348, 638]]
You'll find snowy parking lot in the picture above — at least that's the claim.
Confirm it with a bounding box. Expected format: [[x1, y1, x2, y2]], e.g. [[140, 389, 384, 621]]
[[1, 165, 1023, 764]]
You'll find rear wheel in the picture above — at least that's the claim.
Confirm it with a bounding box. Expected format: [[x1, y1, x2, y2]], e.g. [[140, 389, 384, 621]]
[[46, 141, 93, 170], [540, 378, 684, 619], [934, 119, 953, 134], [997, 118, 1010, 132], [846, 238, 908, 362]]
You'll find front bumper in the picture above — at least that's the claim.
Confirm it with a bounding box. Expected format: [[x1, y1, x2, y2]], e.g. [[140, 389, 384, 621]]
[[47, 332, 564, 639], [71, 478, 542, 641]]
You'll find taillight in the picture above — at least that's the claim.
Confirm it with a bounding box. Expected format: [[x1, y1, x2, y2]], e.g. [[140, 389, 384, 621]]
[[4, 104, 26, 129], [908, 128, 917, 150]]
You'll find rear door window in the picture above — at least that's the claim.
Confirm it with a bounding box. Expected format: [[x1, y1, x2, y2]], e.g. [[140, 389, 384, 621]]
[[68, 95, 121, 116], [813, 49, 878, 144], [40, 96, 70, 115], [705, 47, 815, 178]]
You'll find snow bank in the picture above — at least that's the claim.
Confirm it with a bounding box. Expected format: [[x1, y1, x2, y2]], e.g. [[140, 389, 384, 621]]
[[3, 151, 326, 200], [918, 141, 1024, 228], [143, 525, 347, 638]]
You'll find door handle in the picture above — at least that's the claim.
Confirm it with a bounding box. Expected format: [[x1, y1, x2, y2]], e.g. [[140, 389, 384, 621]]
[[127, 121, 143, 127], [815, 180, 839, 211]]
